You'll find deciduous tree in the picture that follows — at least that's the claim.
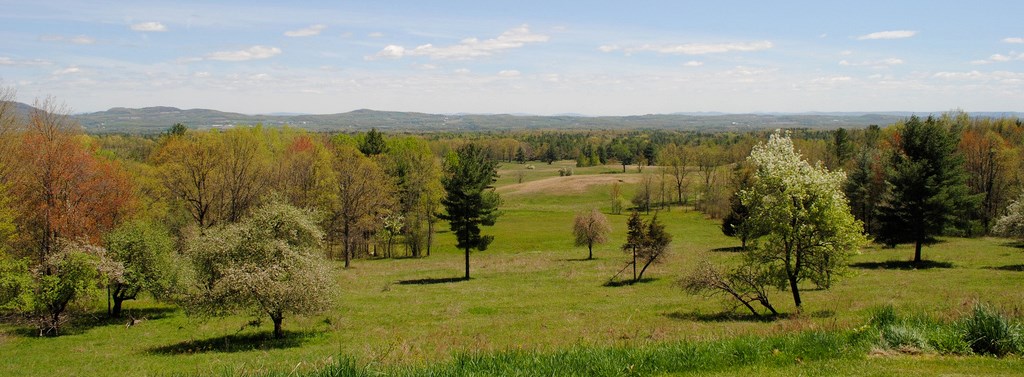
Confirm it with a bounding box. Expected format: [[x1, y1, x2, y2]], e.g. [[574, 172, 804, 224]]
[[183, 201, 336, 339], [573, 209, 611, 260], [741, 131, 865, 309], [103, 220, 176, 317], [329, 143, 396, 268]]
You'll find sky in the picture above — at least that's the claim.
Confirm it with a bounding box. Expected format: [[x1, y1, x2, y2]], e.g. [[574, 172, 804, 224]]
[[2, 0, 1023, 116]]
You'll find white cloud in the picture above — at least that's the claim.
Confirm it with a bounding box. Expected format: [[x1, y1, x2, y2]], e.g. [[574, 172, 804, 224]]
[[40, 34, 96, 45], [70, 35, 96, 44], [0, 57, 51, 66], [970, 60, 991, 65], [371, 45, 406, 60], [683, 61, 703, 67], [932, 70, 1024, 84], [53, 66, 81, 75], [498, 70, 521, 77], [194, 71, 211, 78], [856, 30, 917, 40], [1003, 37, 1024, 44], [811, 76, 853, 84], [610, 41, 773, 55], [454, 68, 471, 74], [205, 46, 282, 61], [284, 24, 326, 37], [839, 50, 854, 56], [369, 24, 549, 60], [990, 54, 1012, 62], [838, 58, 904, 68], [131, 22, 168, 32], [368, 32, 385, 38]]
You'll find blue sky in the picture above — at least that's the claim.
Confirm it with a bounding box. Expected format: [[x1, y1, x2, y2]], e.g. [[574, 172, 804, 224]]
[[2, 1, 1023, 115]]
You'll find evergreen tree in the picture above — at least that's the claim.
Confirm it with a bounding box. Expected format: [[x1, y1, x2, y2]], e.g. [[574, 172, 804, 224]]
[[514, 147, 526, 163], [876, 116, 976, 265], [543, 145, 558, 165], [439, 144, 501, 280], [359, 128, 388, 156]]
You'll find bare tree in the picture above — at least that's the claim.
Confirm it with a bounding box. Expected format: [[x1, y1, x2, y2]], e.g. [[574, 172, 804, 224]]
[[658, 143, 690, 205], [695, 145, 722, 212], [679, 261, 777, 317], [573, 209, 611, 260], [329, 145, 396, 268]]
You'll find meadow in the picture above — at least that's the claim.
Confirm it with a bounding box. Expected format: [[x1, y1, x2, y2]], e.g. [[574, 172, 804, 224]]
[[1, 161, 1022, 376]]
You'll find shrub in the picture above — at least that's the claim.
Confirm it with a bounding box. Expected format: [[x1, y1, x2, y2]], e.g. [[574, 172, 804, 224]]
[[960, 304, 1022, 356]]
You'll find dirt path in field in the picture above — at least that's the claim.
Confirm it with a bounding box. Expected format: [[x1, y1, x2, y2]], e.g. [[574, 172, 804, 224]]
[[498, 173, 640, 196]]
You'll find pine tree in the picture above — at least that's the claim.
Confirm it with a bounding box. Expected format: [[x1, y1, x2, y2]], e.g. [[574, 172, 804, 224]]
[[876, 116, 976, 265], [439, 144, 501, 280]]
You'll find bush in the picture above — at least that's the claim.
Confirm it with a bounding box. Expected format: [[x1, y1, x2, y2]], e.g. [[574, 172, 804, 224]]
[[960, 304, 1022, 356]]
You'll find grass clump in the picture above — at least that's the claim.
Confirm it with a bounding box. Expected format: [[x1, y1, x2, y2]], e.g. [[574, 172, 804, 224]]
[[869, 303, 1021, 357], [961, 304, 1022, 356]]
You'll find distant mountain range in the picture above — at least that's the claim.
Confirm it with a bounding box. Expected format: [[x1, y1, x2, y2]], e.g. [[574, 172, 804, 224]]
[[7, 102, 1022, 134]]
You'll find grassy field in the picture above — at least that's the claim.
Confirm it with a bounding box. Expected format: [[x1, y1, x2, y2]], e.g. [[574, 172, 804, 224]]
[[2, 161, 1023, 376]]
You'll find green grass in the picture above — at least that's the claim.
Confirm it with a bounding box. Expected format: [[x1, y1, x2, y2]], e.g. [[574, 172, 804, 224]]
[[2, 161, 1023, 376]]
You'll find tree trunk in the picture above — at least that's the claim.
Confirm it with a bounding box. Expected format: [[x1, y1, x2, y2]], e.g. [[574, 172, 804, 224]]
[[112, 296, 124, 318], [464, 247, 471, 280], [632, 246, 637, 282], [637, 258, 655, 282], [272, 314, 284, 339], [914, 240, 922, 265], [588, 242, 593, 260], [343, 223, 351, 269], [788, 274, 802, 310], [427, 220, 434, 257]]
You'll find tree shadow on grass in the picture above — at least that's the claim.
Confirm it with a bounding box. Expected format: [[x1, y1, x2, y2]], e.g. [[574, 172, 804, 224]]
[[710, 246, 746, 253], [5, 306, 180, 338], [148, 330, 318, 355], [849, 260, 954, 270], [560, 257, 597, 262], [602, 277, 658, 287], [397, 276, 467, 285], [664, 310, 784, 323], [999, 241, 1024, 249], [987, 264, 1024, 272]]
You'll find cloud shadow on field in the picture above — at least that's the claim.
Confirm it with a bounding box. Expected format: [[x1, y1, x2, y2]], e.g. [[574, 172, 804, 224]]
[[148, 330, 319, 354], [849, 260, 954, 270], [397, 276, 467, 285]]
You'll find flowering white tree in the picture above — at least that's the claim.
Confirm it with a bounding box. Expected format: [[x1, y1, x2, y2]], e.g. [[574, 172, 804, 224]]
[[184, 201, 336, 338], [740, 130, 865, 310], [993, 193, 1024, 239]]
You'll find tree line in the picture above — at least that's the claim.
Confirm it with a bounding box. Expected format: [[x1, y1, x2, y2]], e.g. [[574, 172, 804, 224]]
[[0, 91, 501, 337]]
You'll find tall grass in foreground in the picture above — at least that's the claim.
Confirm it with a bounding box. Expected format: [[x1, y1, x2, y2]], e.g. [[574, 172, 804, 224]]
[[244, 305, 1023, 377], [247, 331, 868, 377]]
